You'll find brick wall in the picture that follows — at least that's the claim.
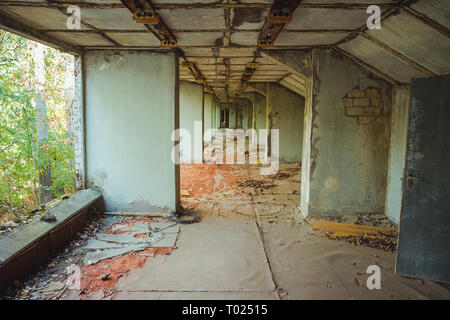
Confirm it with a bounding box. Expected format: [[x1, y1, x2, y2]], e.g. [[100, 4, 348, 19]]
[[344, 87, 384, 124]]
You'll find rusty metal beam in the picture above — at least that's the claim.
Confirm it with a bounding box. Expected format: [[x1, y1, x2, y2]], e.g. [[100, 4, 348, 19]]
[[118, 1, 216, 96], [0, 9, 81, 55], [359, 32, 436, 77], [80, 44, 332, 50], [333, 47, 401, 86], [120, 0, 176, 46], [401, 6, 450, 38], [257, 0, 303, 47]]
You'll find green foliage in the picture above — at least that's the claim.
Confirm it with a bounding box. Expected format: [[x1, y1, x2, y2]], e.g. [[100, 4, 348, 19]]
[[0, 30, 75, 220]]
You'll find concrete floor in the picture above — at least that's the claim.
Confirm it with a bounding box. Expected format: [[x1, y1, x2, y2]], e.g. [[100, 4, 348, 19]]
[[111, 163, 449, 300]]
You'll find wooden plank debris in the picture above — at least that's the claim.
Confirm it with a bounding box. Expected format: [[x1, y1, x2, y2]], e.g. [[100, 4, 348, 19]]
[[312, 220, 396, 237]]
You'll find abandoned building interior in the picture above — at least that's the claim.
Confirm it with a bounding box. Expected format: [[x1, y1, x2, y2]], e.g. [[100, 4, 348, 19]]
[[0, 0, 449, 300]]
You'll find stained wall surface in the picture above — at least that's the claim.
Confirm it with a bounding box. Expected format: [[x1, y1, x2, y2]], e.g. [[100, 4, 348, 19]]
[[85, 50, 178, 212], [305, 49, 391, 216]]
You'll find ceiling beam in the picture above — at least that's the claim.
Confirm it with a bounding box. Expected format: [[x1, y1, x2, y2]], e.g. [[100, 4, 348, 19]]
[[120, 0, 176, 45], [257, 0, 303, 48], [118, 0, 217, 97], [0, 2, 398, 9], [358, 32, 435, 77], [38, 29, 355, 34], [333, 47, 401, 86], [0, 9, 81, 55], [333, 0, 411, 47], [400, 6, 450, 38]]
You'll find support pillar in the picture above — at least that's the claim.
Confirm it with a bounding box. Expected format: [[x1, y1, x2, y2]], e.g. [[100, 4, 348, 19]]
[[385, 86, 410, 223], [84, 50, 179, 212], [266, 83, 305, 162], [301, 49, 392, 217], [180, 81, 204, 163]]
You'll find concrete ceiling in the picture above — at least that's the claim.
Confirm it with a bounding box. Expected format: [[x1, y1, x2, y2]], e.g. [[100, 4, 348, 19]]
[[0, 0, 448, 101]]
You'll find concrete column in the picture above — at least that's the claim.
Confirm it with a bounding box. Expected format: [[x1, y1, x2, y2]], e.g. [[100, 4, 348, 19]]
[[229, 103, 236, 129], [219, 102, 230, 127], [204, 93, 214, 144], [301, 49, 391, 217], [266, 83, 305, 162], [247, 98, 253, 130], [180, 81, 204, 163], [385, 86, 410, 223], [211, 97, 216, 130], [85, 50, 179, 212], [254, 92, 266, 131]]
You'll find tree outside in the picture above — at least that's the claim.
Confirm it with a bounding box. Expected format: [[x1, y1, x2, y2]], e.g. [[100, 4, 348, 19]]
[[0, 30, 75, 226]]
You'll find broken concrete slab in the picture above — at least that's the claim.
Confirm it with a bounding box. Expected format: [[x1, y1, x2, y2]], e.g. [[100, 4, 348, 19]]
[[36, 281, 65, 294], [150, 222, 179, 234], [95, 233, 156, 244], [119, 222, 151, 233], [73, 239, 123, 254], [151, 232, 178, 248], [84, 244, 148, 265]]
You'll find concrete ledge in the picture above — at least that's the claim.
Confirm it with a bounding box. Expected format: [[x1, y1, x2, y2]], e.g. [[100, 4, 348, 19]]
[[0, 189, 104, 290]]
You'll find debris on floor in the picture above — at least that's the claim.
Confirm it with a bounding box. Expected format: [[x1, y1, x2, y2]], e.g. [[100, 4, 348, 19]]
[[80, 220, 179, 265], [329, 233, 397, 253], [180, 189, 190, 196], [1, 214, 179, 300], [237, 179, 276, 193], [312, 219, 398, 253]]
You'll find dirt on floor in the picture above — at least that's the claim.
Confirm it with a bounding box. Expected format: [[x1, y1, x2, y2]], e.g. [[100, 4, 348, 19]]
[[2, 159, 449, 300]]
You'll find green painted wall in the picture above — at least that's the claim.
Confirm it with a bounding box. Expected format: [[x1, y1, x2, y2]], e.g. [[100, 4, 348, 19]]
[[85, 50, 177, 212], [267, 83, 305, 162], [180, 81, 203, 163]]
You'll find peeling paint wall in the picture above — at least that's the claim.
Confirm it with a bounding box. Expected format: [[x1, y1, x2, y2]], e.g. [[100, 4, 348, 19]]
[[307, 49, 391, 216], [267, 83, 305, 162], [85, 50, 178, 212], [180, 81, 203, 163], [385, 86, 410, 223]]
